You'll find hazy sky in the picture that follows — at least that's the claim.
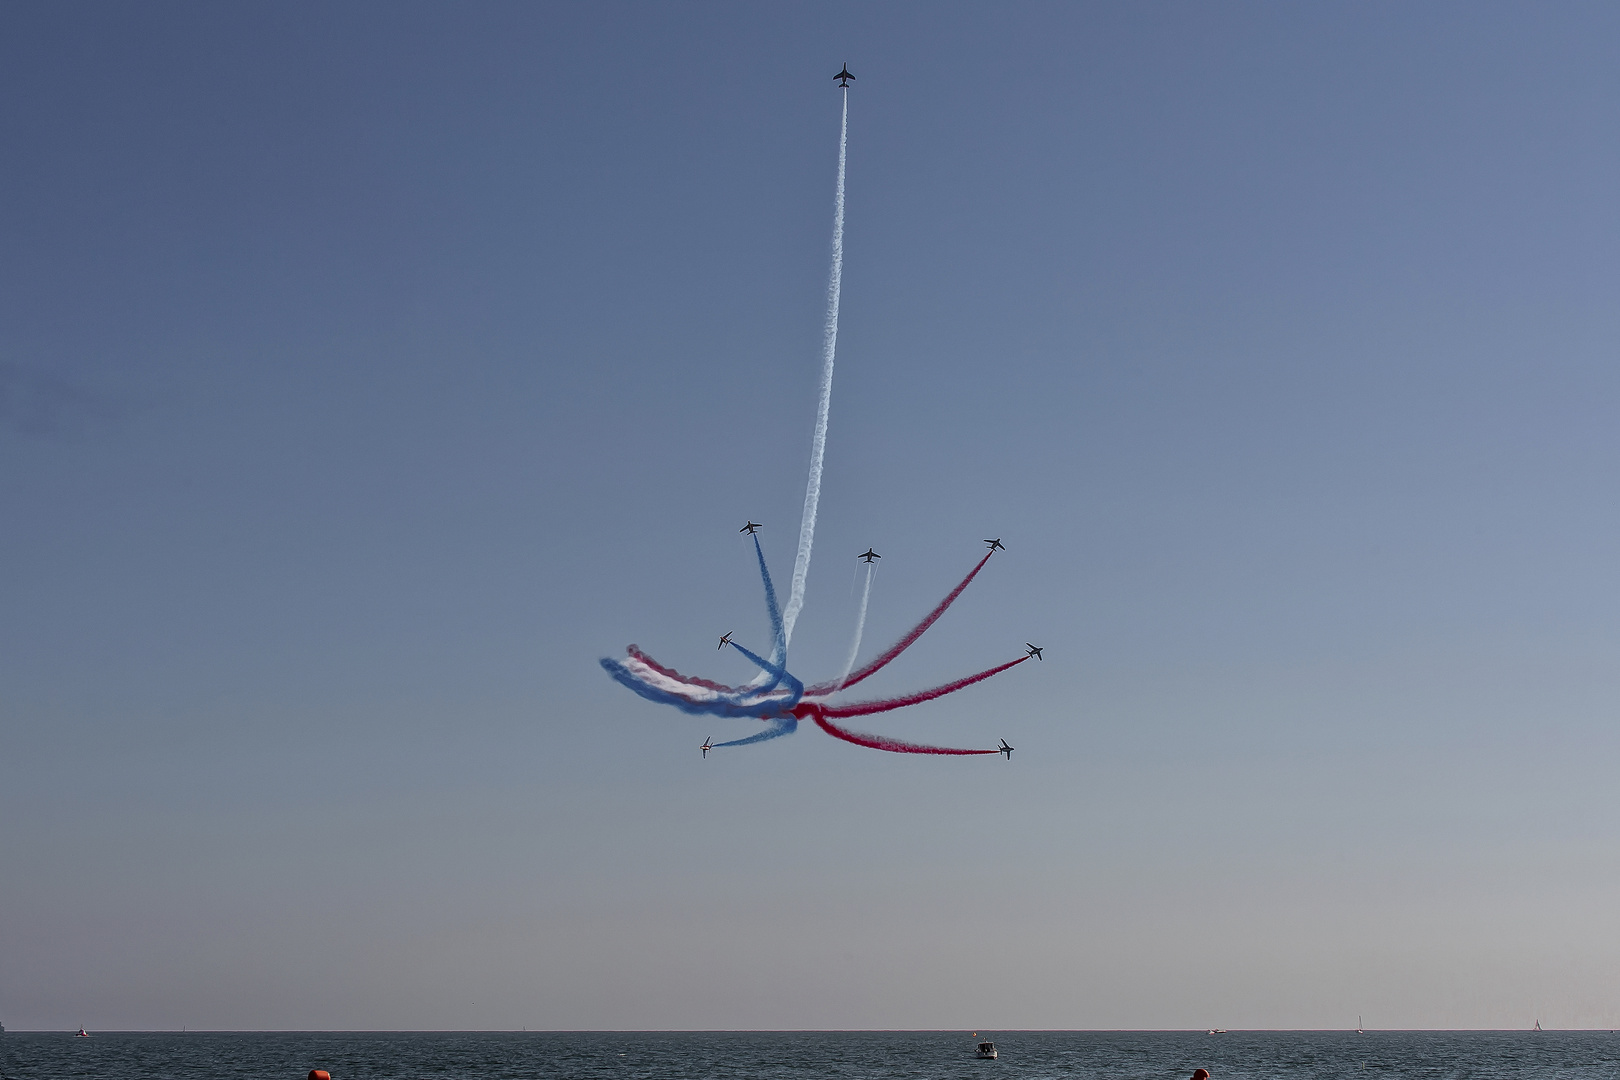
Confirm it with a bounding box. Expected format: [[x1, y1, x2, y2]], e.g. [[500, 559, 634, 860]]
[[4, 1, 1620, 1032]]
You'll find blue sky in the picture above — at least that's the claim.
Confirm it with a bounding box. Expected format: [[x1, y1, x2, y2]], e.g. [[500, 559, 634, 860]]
[[3, 1, 1620, 1030]]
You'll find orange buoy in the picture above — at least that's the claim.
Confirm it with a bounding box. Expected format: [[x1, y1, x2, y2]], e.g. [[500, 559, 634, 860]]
[[309, 1071, 331, 1080]]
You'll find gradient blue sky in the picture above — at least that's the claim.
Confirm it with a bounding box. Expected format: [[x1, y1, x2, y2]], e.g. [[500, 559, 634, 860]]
[[4, 1, 1620, 1031]]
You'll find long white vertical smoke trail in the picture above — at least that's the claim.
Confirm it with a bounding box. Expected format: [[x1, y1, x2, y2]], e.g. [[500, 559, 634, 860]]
[[782, 88, 847, 648], [834, 561, 874, 691]]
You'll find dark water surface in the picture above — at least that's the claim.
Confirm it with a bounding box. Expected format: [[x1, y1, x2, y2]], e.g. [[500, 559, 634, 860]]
[[4, 1030, 1618, 1080]]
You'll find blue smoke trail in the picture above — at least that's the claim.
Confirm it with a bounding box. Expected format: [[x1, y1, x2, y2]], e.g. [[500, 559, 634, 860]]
[[755, 533, 786, 666], [713, 718, 798, 749], [727, 638, 804, 708], [599, 657, 783, 718], [597, 532, 802, 727], [710, 630, 803, 750], [742, 532, 790, 698], [599, 628, 804, 719]]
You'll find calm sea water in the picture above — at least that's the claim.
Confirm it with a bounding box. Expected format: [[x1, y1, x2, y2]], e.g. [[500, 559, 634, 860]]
[[3, 1030, 1618, 1080]]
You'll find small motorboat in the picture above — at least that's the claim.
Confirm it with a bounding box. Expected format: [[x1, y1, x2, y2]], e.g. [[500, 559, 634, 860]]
[[976, 1041, 997, 1059], [75, 1028, 90, 1038]]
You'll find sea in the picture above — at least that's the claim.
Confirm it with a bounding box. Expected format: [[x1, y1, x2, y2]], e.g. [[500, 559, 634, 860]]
[[3, 1029, 1617, 1080]]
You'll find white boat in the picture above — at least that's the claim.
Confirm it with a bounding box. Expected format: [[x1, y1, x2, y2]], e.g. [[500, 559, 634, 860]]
[[1357, 1016, 1364, 1034], [1534, 1020, 1542, 1032], [976, 1041, 997, 1059], [75, 1028, 90, 1038]]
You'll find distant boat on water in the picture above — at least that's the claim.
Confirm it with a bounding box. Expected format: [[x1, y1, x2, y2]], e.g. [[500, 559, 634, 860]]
[[1357, 1016, 1364, 1034], [75, 1028, 90, 1038], [1534, 1020, 1542, 1032], [975, 1041, 997, 1059], [1207, 1029, 1227, 1035]]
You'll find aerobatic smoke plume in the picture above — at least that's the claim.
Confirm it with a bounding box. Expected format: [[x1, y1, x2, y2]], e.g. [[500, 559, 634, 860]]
[[781, 90, 848, 649], [600, 82, 1034, 756], [834, 561, 874, 692], [600, 541, 1023, 755]]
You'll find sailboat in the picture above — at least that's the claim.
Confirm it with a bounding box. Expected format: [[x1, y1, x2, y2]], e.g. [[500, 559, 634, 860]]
[[1534, 1019, 1542, 1032], [1356, 1016, 1364, 1034]]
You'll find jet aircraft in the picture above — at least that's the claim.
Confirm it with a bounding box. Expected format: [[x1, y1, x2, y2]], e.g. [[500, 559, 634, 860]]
[[859, 548, 880, 563], [984, 538, 1005, 552], [834, 65, 855, 88], [998, 739, 1014, 760], [1025, 644, 1043, 660], [702, 737, 713, 758], [740, 521, 762, 534], [718, 631, 734, 649]]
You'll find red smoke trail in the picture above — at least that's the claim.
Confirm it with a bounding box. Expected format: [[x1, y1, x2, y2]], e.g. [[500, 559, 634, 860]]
[[805, 550, 994, 696], [787, 656, 1025, 755], [815, 656, 1028, 719], [802, 706, 998, 756]]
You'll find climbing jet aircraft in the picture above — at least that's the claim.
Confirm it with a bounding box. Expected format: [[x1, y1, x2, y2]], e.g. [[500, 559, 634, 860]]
[[718, 631, 734, 650], [1025, 644, 1043, 660], [998, 739, 1014, 760], [984, 538, 1005, 552], [834, 65, 855, 88], [740, 521, 762, 534], [702, 737, 713, 758], [859, 548, 880, 563]]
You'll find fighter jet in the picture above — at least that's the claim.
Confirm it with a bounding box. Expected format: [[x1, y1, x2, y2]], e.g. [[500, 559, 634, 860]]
[[740, 521, 762, 534], [859, 548, 880, 563], [998, 739, 1014, 760], [984, 538, 1005, 552], [834, 64, 855, 88], [1025, 644, 1043, 660], [702, 737, 713, 758], [718, 631, 734, 650]]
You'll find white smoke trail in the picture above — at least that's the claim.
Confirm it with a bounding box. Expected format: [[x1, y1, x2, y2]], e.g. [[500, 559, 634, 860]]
[[782, 88, 847, 648], [834, 560, 874, 691]]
